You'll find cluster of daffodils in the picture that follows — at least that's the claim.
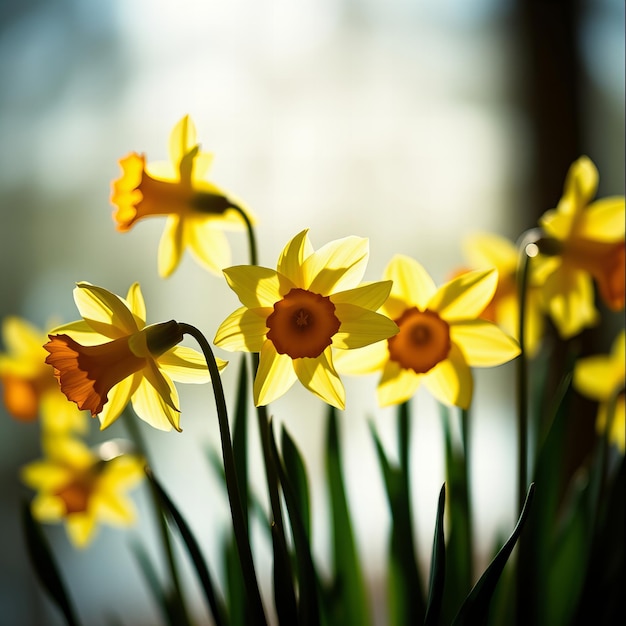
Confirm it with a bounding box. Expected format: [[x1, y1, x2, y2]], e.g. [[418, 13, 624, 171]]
[[1, 115, 624, 552]]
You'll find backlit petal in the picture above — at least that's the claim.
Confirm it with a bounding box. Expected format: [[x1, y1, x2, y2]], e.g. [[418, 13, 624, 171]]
[[450, 320, 520, 367], [383, 255, 437, 314], [131, 374, 180, 432], [223, 266, 283, 308], [186, 217, 231, 275], [126, 283, 146, 327], [423, 344, 473, 409], [277, 229, 313, 287], [294, 348, 345, 409], [332, 304, 398, 349], [463, 233, 518, 274], [168, 115, 197, 170], [2, 317, 43, 356], [429, 269, 497, 322], [333, 341, 389, 375], [214, 306, 270, 352], [94, 491, 136, 525], [21, 461, 72, 491], [158, 215, 185, 278], [561, 155, 598, 211], [30, 494, 65, 521], [253, 341, 297, 406], [574, 356, 622, 401], [577, 197, 626, 242], [158, 345, 218, 383], [330, 280, 393, 310], [66, 513, 97, 548], [98, 374, 137, 430], [377, 360, 421, 407], [74, 283, 139, 338], [48, 320, 105, 345], [305, 236, 369, 294]]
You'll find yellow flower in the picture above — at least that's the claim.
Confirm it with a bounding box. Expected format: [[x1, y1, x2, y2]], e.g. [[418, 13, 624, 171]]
[[336, 255, 521, 408], [0, 317, 86, 433], [458, 232, 544, 357], [22, 435, 144, 548], [573, 330, 625, 453], [111, 115, 252, 278], [214, 229, 399, 409], [535, 156, 625, 338], [44, 282, 223, 432]]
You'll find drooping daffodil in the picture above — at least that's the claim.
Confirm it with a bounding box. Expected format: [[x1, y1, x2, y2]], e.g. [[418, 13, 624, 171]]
[[214, 229, 399, 409], [336, 255, 521, 408], [0, 316, 87, 433], [535, 156, 625, 338], [111, 115, 253, 277], [573, 330, 625, 453], [22, 435, 144, 547], [44, 282, 223, 431]]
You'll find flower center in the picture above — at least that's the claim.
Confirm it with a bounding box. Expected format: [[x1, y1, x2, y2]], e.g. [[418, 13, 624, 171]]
[[387, 308, 451, 374], [266, 288, 341, 359], [54, 470, 99, 515]]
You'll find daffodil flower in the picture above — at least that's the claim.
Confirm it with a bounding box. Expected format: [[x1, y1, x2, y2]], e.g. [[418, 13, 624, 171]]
[[535, 156, 625, 338], [214, 229, 399, 409], [111, 115, 252, 277], [573, 330, 625, 453], [336, 255, 521, 408], [459, 232, 544, 356], [44, 282, 223, 431], [21, 435, 144, 547], [0, 317, 86, 433]]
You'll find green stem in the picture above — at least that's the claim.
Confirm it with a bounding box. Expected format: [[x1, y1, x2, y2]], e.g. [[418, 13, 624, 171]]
[[122, 408, 190, 626], [179, 323, 267, 625], [231, 204, 258, 266]]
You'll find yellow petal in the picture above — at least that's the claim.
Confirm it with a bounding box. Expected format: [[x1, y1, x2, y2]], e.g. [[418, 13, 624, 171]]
[[561, 155, 598, 211], [304, 236, 369, 295], [131, 375, 180, 432], [334, 341, 389, 375], [40, 391, 88, 435], [577, 197, 626, 242], [2, 317, 44, 357], [190, 151, 214, 181], [253, 341, 297, 406], [47, 320, 104, 346], [540, 207, 575, 241], [277, 229, 313, 287], [463, 232, 518, 275], [93, 491, 137, 526], [43, 435, 94, 467], [169, 115, 197, 171], [450, 320, 520, 367], [574, 355, 621, 401], [186, 217, 232, 275], [330, 280, 393, 311], [30, 494, 65, 522], [74, 283, 138, 338], [383, 255, 437, 313], [223, 266, 283, 308], [66, 513, 97, 548], [158, 345, 216, 383], [126, 283, 146, 327], [214, 306, 270, 352], [100, 455, 145, 489], [597, 396, 625, 453], [544, 267, 598, 338], [429, 269, 497, 322], [293, 348, 345, 410], [332, 304, 398, 349], [423, 344, 473, 409], [158, 215, 185, 278], [377, 360, 421, 407], [98, 374, 137, 429], [21, 461, 72, 490]]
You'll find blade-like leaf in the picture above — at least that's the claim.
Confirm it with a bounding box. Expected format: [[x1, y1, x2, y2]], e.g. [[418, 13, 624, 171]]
[[146, 467, 229, 626], [326, 406, 371, 626], [281, 426, 312, 542], [424, 484, 446, 626], [233, 356, 250, 532], [452, 483, 535, 626], [21, 502, 81, 626]]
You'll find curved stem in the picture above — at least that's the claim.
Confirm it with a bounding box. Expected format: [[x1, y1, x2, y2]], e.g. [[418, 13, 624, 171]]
[[231, 204, 258, 266], [179, 323, 267, 626]]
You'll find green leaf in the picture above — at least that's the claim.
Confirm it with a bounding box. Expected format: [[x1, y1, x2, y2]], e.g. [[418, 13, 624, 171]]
[[145, 468, 229, 626], [21, 502, 81, 626], [326, 406, 371, 626], [233, 356, 250, 533], [424, 484, 446, 626], [271, 423, 321, 626], [224, 536, 248, 626], [452, 483, 535, 626], [281, 426, 312, 542]]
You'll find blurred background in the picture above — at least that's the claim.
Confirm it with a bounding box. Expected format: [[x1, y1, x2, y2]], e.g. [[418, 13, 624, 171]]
[[0, 0, 623, 624]]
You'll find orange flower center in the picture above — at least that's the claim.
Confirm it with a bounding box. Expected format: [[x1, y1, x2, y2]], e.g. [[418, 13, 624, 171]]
[[54, 470, 99, 515], [388, 308, 451, 374], [266, 288, 341, 359], [45, 334, 148, 416]]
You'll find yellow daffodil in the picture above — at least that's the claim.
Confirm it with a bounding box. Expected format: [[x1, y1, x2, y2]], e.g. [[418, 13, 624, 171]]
[[0, 317, 86, 433], [457, 232, 544, 357], [336, 255, 521, 408], [573, 330, 625, 453], [535, 156, 625, 338], [214, 229, 399, 409], [111, 115, 252, 278], [22, 435, 144, 547], [44, 282, 223, 432]]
